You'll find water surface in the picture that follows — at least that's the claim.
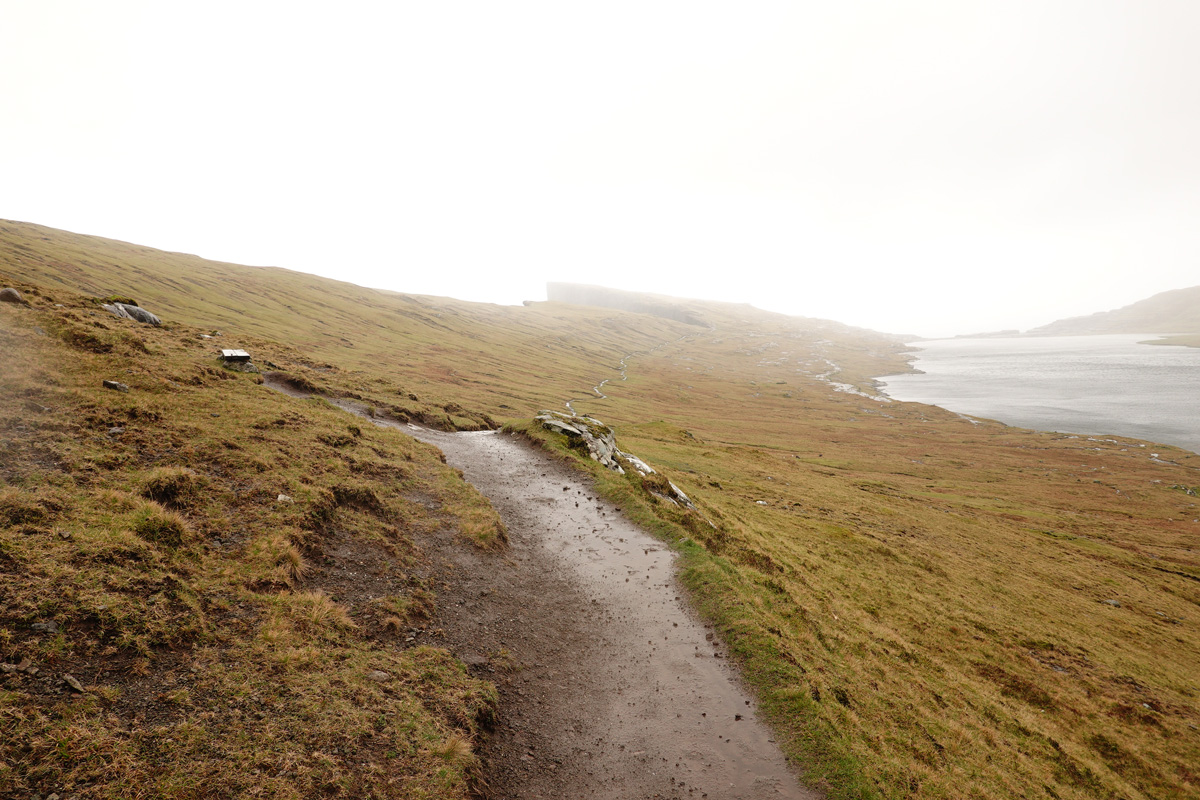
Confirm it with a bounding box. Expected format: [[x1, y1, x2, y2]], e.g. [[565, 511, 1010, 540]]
[[878, 334, 1200, 454]]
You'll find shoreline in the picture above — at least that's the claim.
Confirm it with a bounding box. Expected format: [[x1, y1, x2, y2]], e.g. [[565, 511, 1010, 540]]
[[877, 334, 1200, 456]]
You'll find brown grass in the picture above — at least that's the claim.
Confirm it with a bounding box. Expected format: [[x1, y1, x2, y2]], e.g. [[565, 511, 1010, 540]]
[[4, 220, 1197, 799], [0, 282, 501, 799]]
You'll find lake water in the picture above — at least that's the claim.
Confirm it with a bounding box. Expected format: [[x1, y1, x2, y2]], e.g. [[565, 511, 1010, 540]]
[[876, 334, 1200, 454]]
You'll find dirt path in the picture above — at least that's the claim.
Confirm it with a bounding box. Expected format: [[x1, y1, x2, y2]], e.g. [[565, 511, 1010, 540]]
[[404, 427, 819, 800], [263, 375, 817, 798]]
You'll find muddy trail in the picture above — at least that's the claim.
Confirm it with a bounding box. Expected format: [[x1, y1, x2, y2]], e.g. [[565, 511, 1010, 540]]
[[265, 376, 818, 799]]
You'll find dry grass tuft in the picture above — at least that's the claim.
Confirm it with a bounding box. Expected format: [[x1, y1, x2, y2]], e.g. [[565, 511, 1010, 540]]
[[94, 489, 141, 513], [290, 589, 357, 632], [433, 734, 477, 767], [250, 532, 308, 587], [0, 486, 48, 526], [131, 501, 190, 548], [139, 465, 203, 509]]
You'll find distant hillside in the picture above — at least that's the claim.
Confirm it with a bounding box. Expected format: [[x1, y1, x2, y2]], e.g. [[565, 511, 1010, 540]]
[[547, 281, 911, 342], [546, 282, 710, 326], [1028, 284, 1200, 336]]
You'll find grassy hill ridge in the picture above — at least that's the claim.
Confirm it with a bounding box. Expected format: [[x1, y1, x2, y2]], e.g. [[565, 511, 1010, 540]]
[[1028, 284, 1200, 345], [3, 221, 1199, 799]]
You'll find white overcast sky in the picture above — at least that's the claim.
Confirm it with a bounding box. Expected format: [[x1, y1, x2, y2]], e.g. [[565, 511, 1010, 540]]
[[4, 1, 1199, 338]]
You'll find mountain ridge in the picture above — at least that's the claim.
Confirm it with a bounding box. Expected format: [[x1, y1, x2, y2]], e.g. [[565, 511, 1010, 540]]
[[1028, 284, 1200, 338]]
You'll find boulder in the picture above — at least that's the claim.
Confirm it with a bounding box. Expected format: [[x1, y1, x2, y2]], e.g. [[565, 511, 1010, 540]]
[[102, 301, 161, 325], [0, 287, 27, 305], [102, 302, 134, 321], [116, 302, 161, 326], [668, 480, 697, 510], [224, 361, 260, 374]]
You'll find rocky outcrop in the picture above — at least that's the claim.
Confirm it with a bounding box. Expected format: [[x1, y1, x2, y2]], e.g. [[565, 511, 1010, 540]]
[[102, 301, 162, 326], [536, 410, 698, 510]]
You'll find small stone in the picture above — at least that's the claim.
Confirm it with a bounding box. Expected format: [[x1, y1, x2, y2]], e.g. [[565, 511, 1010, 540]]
[[1103, 599, 1122, 608], [0, 663, 16, 673], [32, 621, 59, 634], [108, 426, 125, 437], [366, 670, 391, 682], [62, 673, 85, 692], [102, 380, 130, 393], [277, 494, 294, 504]]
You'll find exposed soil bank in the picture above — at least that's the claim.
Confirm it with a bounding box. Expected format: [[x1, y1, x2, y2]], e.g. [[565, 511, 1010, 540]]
[[404, 427, 818, 800], [263, 376, 817, 799]]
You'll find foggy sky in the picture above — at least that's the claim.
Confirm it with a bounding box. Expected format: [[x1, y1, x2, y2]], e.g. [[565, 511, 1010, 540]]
[[4, 2, 1199, 338]]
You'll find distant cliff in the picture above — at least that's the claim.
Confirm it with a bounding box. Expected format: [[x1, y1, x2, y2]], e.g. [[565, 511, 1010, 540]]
[[546, 283, 709, 326], [1028, 285, 1200, 335]]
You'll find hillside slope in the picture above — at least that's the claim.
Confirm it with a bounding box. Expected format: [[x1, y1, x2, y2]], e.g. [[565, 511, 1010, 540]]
[[3, 221, 1199, 800], [0, 219, 695, 425], [1028, 284, 1200, 339], [0, 284, 504, 798]]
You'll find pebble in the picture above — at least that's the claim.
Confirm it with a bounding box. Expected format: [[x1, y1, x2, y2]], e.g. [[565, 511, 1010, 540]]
[[366, 670, 391, 682], [102, 380, 130, 393], [32, 621, 59, 634], [62, 673, 85, 693]]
